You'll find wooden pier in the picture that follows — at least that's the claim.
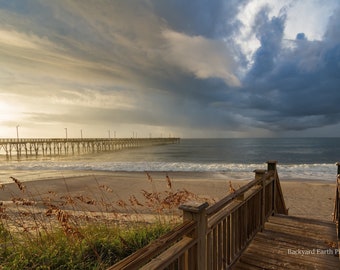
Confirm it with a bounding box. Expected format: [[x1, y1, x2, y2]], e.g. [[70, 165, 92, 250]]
[[0, 137, 180, 159], [108, 161, 340, 270]]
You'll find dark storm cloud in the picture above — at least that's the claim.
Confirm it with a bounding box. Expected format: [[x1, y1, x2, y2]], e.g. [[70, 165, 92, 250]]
[[151, 0, 248, 38], [236, 6, 340, 133], [0, 0, 339, 137], [248, 7, 286, 78]]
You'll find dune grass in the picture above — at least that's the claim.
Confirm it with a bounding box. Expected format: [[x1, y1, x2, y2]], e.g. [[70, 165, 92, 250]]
[[0, 173, 207, 269], [0, 220, 171, 269]]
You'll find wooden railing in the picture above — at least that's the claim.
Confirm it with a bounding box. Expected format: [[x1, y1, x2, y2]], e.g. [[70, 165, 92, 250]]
[[108, 161, 288, 270], [110, 220, 198, 269], [334, 162, 340, 246]]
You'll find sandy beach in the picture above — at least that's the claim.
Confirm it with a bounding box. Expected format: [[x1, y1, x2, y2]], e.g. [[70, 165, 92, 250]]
[[0, 171, 337, 224]]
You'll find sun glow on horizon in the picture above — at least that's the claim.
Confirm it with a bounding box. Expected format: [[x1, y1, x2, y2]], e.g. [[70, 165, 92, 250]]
[[0, 100, 17, 122]]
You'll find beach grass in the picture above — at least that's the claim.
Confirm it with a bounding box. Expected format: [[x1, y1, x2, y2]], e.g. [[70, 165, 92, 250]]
[[1, 171, 335, 269], [0, 174, 206, 269], [0, 220, 171, 269]]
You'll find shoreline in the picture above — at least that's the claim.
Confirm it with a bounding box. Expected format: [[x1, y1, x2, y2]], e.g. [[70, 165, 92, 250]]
[[1, 169, 337, 184], [1, 171, 337, 222]]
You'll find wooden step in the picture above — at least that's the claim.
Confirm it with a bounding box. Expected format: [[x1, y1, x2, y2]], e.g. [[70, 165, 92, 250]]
[[233, 215, 340, 270]]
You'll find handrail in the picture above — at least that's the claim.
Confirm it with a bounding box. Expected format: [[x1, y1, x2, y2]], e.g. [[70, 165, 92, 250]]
[[108, 161, 288, 269], [206, 171, 273, 216], [107, 220, 196, 270], [334, 162, 340, 241], [274, 168, 288, 215], [204, 162, 287, 269]]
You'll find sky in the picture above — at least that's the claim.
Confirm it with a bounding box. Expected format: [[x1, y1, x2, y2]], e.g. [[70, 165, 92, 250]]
[[0, 0, 339, 139]]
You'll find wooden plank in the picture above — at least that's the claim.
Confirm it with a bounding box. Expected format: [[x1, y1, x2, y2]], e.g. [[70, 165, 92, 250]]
[[108, 220, 196, 270], [207, 231, 213, 268], [234, 214, 340, 270], [239, 249, 327, 270], [188, 244, 197, 269], [274, 171, 288, 214], [207, 186, 261, 229], [248, 236, 340, 267], [243, 244, 340, 270], [232, 260, 264, 270], [254, 231, 336, 251], [227, 215, 231, 265], [140, 237, 195, 270], [222, 219, 227, 268], [218, 222, 223, 269], [257, 219, 338, 256], [206, 173, 274, 216], [266, 216, 336, 235], [266, 220, 336, 235], [269, 214, 336, 228], [238, 252, 305, 270], [264, 222, 337, 243], [262, 223, 336, 243], [213, 226, 217, 269]]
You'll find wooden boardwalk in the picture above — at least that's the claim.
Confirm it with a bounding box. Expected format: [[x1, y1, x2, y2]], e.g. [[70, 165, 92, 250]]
[[108, 161, 340, 270], [234, 214, 340, 270]]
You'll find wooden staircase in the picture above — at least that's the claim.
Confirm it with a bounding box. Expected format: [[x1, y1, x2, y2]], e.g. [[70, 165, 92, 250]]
[[108, 161, 340, 269]]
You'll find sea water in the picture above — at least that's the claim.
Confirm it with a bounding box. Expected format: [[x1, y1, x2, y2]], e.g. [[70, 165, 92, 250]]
[[1, 138, 339, 183]]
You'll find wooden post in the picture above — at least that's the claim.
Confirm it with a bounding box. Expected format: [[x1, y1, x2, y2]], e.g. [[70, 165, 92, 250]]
[[254, 169, 266, 181], [179, 201, 209, 270], [336, 162, 340, 242], [267, 161, 277, 214], [267, 160, 277, 172], [254, 169, 266, 230]]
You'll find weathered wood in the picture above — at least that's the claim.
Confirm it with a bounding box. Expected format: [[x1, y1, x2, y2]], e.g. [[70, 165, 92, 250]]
[[179, 201, 209, 214], [47, 159, 337, 269], [206, 172, 272, 216], [267, 160, 288, 215], [234, 215, 340, 269], [139, 236, 195, 270], [274, 170, 289, 215], [246, 239, 339, 269], [206, 167, 286, 269], [180, 201, 208, 270], [335, 162, 340, 248], [207, 186, 261, 229], [107, 220, 196, 270]]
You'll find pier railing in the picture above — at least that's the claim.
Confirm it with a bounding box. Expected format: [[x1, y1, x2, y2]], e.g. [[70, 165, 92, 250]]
[[108, 161, 288, 270], [0, 137, 180, 158]]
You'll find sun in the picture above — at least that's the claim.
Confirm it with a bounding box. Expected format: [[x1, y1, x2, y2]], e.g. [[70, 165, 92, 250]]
[[0, 100, 24, 138], [0, 100, 18, 123]]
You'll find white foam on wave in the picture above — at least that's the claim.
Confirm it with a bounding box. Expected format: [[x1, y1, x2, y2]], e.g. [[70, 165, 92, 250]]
[[1, 161, 337, 182]]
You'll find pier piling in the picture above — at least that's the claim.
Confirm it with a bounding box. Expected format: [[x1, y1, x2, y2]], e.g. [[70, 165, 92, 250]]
[[0, 137, 180, 159]]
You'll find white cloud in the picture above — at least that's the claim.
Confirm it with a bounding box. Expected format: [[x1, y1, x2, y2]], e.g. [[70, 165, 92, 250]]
[[49, 88, 137, 110], [235, 0, 286, 68], [235, 0, 338, 70], [162, 30, 241, 87], [285, 0, 338, 41]]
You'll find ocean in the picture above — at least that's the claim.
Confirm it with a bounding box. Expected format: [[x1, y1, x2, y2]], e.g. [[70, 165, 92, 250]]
[[1, 138, 340, 183]]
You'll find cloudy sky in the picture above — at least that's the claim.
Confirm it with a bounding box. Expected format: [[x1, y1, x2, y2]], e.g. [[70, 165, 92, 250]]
[[0, 0, 339, 138]]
